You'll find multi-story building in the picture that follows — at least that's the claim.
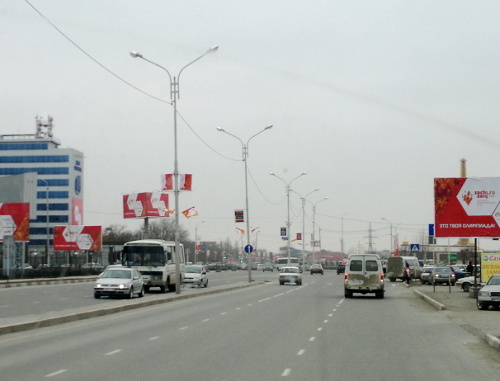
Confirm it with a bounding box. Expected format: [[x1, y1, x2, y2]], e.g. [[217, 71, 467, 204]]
[[0, 115, 84, 256]]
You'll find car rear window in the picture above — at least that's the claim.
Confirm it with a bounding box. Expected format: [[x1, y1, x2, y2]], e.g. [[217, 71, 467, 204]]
[[366, 260, 379, 271], [349, 260, 362, 271]]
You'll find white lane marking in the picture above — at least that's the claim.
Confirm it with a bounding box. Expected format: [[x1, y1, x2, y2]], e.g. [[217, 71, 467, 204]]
[[104, 349, 122, 356], [180, 326, 188, 330], [297, 349, 305, 356], [220, 312, 227, 316], [309, 337, 316, 342], [328, 314, 333, 317], [258, 297, 271, 302], [149, 336, 160, 341], [236, 307, 241, 310], [324, 320, 328, 323], [202, 319, 210, 323], [0, 305, 9, 308], [273, 293, 285, 297], [317, 327, 323, 332], [45, 369, 68, 377], [282, 368, 292, 377], [339, 299, 344, 305], [248, 304, 253, 306]]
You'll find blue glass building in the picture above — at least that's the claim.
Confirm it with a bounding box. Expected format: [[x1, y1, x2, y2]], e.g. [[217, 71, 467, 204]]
[[0, 116, 84, 252]]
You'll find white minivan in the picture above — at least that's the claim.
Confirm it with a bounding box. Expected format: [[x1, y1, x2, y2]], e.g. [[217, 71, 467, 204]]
[[344, 254, 385, 298]]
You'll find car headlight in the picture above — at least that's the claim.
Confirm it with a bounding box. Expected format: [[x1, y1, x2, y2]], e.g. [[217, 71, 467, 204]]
[[95, 283, 102, 288], [478, 291, 488, 296], [118, 284, 126, 289]]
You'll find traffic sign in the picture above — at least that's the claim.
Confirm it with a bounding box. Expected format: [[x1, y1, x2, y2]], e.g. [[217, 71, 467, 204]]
[[244, 244, 253, 253], [410, 244, 420, 253]]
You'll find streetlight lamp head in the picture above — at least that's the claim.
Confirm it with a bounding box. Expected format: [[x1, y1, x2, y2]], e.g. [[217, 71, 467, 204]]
[[265, 124, 273, 130], [129, 51, 143, 58], [208, 45, 219, 52], [269, 172, 275, 176], [216, 127, 225, 132]]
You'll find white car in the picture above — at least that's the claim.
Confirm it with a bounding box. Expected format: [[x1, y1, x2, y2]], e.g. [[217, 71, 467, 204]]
[[477, 274, 500, 310], [94, 267, 144, 299], [456, 274, 482, 292], [279, 266, 302, 285], [183, 265, 208, 288]]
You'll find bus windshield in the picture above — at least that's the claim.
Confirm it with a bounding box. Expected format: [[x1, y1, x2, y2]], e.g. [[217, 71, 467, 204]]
[[123, 245, 169, 267]]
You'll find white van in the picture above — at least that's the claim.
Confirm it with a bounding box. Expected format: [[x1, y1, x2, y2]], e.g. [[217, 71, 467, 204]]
[[386, 256, 421, 282], [344, 254, 384, 298]]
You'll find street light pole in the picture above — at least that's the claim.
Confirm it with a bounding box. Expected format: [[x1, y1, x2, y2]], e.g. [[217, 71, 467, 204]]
[[39, 179, 50, 266], [270, 172, 307, 266], [130, 46, 218, 294], [299, 189, 319, 269], [194, 220, 206, 264], [217, 125, 273, 282], [310, 197, 328, 264], [341, 212, 349, 254], [382, 218, 393, 254]]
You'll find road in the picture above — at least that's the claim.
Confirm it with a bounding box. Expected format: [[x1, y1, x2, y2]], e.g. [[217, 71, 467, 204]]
[[0, 272, 498, 380]]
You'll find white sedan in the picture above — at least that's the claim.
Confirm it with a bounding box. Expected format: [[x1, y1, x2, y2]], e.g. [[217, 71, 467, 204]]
[[94, 267, 144, 299], [183, 265, 208, 288], [279, 266, 302, 285]]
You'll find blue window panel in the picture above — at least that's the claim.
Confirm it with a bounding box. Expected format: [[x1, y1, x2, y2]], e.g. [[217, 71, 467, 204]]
[[0, 167, 69, 175], [31, 215, 68, 223], [37, 191, 69, 199], [37, 179, 69, 187], [29, 239, 53, 246], [0, 155, 69, 163], [0, 143, 48, 151], [37, 203, 69, 211], [30, 227, 50, 235]]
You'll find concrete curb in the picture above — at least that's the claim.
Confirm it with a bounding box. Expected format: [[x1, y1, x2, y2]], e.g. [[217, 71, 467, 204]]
[[0, 281, 265, 336], [413, 289, 446, 310], [0, 277, 97, 288]]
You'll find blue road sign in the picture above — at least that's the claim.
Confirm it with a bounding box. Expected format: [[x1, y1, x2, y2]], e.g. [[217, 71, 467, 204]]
[[244, 244, 253, 253], [410, 244, 420, 253]]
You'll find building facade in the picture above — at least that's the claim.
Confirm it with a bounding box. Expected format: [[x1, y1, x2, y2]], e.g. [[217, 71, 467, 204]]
[[0, 116, 84, 254]]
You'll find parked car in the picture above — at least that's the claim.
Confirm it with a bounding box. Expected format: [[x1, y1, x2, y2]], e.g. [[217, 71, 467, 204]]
[[183, 265, 208, 288], [456, 274, 482, 293], [82, 262, 105, 270], [476, 274, 500, 310], [310, 264, 324, 275], [420, 265, 434, 285], [430, 266, 456, 286], [386, 256, 422, 282], [94, 267, 144, 299], [262, 263, 274, 272], [450, 265, 470, 280], [279, 266, 302, 285]]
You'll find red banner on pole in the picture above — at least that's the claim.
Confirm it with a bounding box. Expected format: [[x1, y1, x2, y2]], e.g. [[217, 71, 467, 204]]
[[0, 203, 29, 242]]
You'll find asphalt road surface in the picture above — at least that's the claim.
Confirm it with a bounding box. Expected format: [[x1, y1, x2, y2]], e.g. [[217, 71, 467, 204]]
[[0, 272, 498, 380]]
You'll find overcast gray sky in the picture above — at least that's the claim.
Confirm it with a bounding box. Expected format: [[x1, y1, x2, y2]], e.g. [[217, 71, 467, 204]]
[[2, 1, 500, 255]]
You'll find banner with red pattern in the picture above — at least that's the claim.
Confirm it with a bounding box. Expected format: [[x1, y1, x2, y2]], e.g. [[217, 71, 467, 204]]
[[0, 203, 29, 242]]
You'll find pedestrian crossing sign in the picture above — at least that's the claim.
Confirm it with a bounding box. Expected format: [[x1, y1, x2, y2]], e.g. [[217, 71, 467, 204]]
[[410, 244, 420, 252]]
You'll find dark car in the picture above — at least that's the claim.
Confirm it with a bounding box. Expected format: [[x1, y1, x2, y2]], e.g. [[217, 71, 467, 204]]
[[430, 266, 456, 286], [310, 264, 324, 275], [337, 262, 346, 274], [450, 265, 470, 280]]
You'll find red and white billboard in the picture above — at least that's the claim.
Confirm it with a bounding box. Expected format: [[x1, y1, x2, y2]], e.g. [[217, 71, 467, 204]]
[[123, 192, 169, 219], [0, 203, 30, 242], [434, 177, 500, 237], [53, 225, 102, 251]]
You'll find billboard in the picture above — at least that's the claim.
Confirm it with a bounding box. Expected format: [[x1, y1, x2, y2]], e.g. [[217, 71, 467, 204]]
[[123, 192, 169, 219], [53, 225, 102, 251], [481, 254, 500, 283], [0, 203, 30, 242], [434, 178, 500, 238]]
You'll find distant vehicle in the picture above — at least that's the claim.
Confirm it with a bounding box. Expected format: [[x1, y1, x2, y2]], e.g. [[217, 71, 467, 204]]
[[420, 265, 434, 285], [430, 266, 456, 286], [476, 274, 500, 310], [94, 267, 144, 299], [450, 265, 470, 280], [82, 262, 105, 270], [275, 257, 300, 271], [279, 266, 302, 285], [225, 263, 239, 271], [122, 239, 185, 293], [337, 262, 346, 275], [386, 256, 421, 282], [310, 264, 324, 275], [262, 263, 274, 272], [344, 254, 384, 298], [183, 265, 208, 288]]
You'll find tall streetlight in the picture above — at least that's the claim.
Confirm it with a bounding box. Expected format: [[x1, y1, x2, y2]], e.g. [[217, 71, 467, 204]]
[[310, 197, 328, 264], [299, 189, 319, 268], [341, 212, 349, 254], [130, 45, 218, 294], [270, 172, 307, 266], [39, 179, 50, 266], [382, 218, 393, 254], [194, 220, 206, 264], [217, 125, 273, 282]]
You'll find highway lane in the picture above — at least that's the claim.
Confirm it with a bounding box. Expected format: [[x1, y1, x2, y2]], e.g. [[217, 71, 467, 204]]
[[0, 270, 276, 320], [0, 273, 498, 380]]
